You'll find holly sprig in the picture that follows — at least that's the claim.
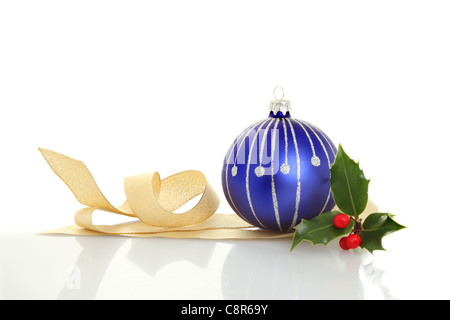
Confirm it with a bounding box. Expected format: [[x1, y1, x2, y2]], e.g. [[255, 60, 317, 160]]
[[290, 145, 405, 253]]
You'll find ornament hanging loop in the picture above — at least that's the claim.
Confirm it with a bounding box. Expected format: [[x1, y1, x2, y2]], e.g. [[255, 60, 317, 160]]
[[273, 86, 285, 101]]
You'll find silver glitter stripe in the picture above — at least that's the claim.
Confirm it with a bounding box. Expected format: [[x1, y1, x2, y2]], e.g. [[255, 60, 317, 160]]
[[305, 121, 336, 157], [229, 123, 255, 166], [225, 120, 265, 225], [292, 119, 317, 158], [286, 118, 301, 230], [270, 118, 282, 231], [318, 189, 332, 215], [233, 119, 266, 165], [246, 119, 271, 229], [299, 120, 335, 214], [258, 118, 276, 165], [300, 120, 331, 168], [282, 118, 288, 165], [299, 120, 333, 215]]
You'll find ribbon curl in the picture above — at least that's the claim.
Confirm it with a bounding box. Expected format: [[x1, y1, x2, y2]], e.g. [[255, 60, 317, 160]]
[[39, 148, 295, 239]]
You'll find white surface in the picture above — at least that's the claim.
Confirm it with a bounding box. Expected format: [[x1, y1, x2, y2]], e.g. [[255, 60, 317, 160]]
[[0, 230, 439, 300], [1, 1, 449, 299]]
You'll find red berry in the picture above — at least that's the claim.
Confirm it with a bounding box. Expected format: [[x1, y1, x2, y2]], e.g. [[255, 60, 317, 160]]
[[346, 234, 361, 249], [339, 237, 350, 250], [333, 214, 350, 229]]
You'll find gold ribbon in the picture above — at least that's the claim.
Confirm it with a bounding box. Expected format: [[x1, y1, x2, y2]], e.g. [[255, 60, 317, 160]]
[[39, 148, 296, 239], [39, 148, 378, 239]]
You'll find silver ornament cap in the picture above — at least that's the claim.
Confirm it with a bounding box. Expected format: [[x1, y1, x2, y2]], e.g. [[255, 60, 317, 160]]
[[269, 86, 291, 115]]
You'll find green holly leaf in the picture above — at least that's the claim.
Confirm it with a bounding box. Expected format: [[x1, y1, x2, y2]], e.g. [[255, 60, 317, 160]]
[[290, 211, 354, 252], [330, 145, 370, 218], [360, 213, 406, 253]]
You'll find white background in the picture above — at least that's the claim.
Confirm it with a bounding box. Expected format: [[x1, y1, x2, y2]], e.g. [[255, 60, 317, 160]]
[[1, 1, 449, 299]]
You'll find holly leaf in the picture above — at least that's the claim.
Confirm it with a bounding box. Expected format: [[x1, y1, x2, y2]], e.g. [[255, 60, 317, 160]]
[[360, 212, 406, 253], [290, 211, 354, 252], [330, 145, 370, 218]]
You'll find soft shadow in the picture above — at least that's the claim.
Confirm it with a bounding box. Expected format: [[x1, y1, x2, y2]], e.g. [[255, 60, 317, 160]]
[[49, 235, 216, 299], [56, 235, 127, 299], [126, 237, 217, 276]]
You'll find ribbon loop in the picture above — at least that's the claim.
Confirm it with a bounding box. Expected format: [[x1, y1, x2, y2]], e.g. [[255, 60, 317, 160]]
[[124, 171, 219, 227], [39, 148, 221, 232]]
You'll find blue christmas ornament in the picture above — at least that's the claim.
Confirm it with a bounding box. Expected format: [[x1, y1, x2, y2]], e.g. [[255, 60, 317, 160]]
[[222, 87, 337, 232]]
